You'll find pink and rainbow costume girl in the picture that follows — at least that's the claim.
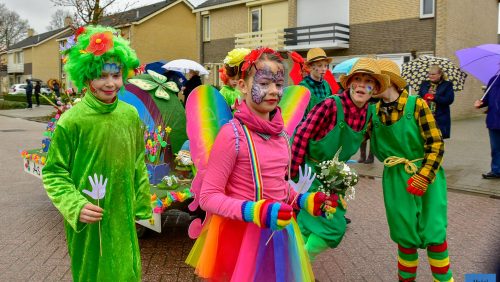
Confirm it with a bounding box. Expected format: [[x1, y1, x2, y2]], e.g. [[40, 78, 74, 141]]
[[184, 54, 332, 280]]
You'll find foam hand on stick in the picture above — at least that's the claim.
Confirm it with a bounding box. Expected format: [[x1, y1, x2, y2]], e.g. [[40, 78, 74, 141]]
[[82, 173, 107, 256]]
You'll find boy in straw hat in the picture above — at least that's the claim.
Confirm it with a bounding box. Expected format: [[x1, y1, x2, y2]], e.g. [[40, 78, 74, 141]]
[[371, 59, 453, 282], [299, 47, 333, 115], [291, 57, 390, 260]]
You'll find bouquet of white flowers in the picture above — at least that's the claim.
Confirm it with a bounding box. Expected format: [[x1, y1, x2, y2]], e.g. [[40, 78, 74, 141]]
[[316, 147, 358, 201]]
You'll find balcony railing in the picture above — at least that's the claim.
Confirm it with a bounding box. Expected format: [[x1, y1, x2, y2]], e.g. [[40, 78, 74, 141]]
[[7, 63, 24, 74], [234, 29, 285, 50], [284, 23, 350, 51]]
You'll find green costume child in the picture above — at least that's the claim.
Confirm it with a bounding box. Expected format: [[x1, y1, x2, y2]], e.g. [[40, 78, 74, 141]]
[[220, 48, 251, 109], [291, 58, 390, 260], [370, 59, 453, 282], [42, 25, 151, 281]]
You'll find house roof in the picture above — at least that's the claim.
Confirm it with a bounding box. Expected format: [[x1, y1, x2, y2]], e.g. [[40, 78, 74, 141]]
[[8, 27, 70, 51], [99, 0, 177, 27], [196, 0, 241, 9]]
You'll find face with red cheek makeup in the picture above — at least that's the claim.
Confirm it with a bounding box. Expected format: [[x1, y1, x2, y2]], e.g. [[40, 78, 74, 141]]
[[89, 62, 123, 104], [238, 59, 285, 120], [347, 73, 379, 108]]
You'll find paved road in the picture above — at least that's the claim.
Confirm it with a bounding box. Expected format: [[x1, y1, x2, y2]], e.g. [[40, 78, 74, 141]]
[[0, 113, 498, 281]]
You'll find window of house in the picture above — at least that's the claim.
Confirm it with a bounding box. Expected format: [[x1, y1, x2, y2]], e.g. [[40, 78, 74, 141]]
[[250, 8, 261, 33], [14, 52, 23, 64], [203, 15, 210, 42], [420, 0, 435, 18]]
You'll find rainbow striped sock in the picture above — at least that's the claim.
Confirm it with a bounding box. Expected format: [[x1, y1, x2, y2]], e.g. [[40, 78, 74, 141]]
[[398, 245, 418, 282], [427, 241, 453, 282]]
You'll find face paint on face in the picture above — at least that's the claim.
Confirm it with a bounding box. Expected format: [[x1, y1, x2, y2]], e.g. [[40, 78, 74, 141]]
[[250, 66, 285, 104], [102, 62, 121, 74], [350, 83, 374, 95]]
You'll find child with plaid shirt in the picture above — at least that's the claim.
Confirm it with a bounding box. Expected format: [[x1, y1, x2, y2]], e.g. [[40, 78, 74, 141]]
[[291, 58, 390, 260]]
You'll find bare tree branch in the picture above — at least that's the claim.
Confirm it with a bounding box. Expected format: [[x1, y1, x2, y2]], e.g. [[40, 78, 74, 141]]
[[50, 0, 136, 26], [0, 3, 30, 49], [47, 9, 74, 31]]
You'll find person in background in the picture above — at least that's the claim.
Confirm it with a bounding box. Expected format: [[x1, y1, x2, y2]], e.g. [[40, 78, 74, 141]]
[[53, 81, 61, 97], [219, 48, 251, 109], [182, 69, 202, 105], [34, 81, 41, 107], [418, 64, 455, 139], [299, 48, 333, 116], [474, 74, 500, 179], [25, 79, 33, 109]]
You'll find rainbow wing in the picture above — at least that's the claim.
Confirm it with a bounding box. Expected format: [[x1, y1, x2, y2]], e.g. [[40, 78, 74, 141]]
[[279, 85, 311, 136], [186, 85, 233, 170], [186, 85, 232, 238]]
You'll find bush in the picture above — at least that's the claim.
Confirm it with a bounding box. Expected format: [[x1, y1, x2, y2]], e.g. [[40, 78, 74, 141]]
[[0, 99, 27, 109], [3, 94, 53, 105]]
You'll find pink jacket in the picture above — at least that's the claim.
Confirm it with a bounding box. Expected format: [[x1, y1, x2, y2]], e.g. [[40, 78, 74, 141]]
[[199, 102, 297, 221]]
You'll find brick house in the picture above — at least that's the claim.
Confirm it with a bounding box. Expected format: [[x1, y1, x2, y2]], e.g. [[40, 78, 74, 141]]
[[4, 0, 198, 93], [196, 0, 498, 119]]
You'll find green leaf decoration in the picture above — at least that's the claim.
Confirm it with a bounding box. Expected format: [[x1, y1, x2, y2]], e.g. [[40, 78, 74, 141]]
[[155, 86, 170, 100], [149, 155, 156, 162], [147, 70, 167, 84], [160, 141, 167, 147], [164, 81, 179, 93], [129, 78, 158, 91]]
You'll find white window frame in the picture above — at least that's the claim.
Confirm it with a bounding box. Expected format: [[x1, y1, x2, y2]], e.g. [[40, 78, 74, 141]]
[[250, 7, 262, 33], [420, 0, 435, 19], [203, 15, 210, 42]]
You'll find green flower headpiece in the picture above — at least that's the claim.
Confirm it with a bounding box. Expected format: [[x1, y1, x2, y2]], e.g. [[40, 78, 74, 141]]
[[63, 25, 140, 91]]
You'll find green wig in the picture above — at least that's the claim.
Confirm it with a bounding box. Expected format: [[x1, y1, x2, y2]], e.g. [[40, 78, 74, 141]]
[[63, 25, 139, 91]]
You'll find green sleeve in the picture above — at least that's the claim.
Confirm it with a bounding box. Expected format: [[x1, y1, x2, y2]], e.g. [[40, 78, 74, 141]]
[[133, 120, 152, 220], [42, 125, 89, 232]]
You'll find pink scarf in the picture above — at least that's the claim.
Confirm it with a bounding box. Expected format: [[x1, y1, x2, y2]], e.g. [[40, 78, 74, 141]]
[[234, 101, 284, 136]]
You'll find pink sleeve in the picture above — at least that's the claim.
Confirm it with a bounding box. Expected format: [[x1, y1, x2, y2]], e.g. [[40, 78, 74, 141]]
[[199, 124, 246, 221]]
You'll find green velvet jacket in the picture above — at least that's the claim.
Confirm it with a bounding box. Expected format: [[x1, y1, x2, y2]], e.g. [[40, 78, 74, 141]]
[[42, 92, 152, 281]]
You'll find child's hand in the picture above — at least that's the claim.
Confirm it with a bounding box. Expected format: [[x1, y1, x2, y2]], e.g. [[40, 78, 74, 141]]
[[79, 203, 104, 223], [406, 174, 429, 196], [297, 192, 338, 218], [242, 199, 293, 231]]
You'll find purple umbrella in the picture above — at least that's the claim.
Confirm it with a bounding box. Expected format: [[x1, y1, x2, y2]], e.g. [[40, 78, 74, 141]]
[[455, 44, 500, 85]]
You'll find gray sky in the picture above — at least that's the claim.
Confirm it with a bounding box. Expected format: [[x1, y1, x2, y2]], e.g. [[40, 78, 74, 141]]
[[3, 0, 206, 34]]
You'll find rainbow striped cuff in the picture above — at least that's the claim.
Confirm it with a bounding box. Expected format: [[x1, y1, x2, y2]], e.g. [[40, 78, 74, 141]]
[[242, 201, 255, 223]]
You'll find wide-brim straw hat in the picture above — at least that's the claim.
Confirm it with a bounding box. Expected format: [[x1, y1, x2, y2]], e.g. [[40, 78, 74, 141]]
[[377, 59, 407, 90], [305, 48, 333, 64], [339, 57, 390, 94]]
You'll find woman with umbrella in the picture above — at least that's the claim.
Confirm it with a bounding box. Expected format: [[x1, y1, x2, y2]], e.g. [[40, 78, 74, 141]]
[[418, 64, 455, 139]]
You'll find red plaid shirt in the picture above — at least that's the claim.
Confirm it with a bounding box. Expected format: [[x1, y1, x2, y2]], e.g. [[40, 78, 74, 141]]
[[291, 91, 369, 177]]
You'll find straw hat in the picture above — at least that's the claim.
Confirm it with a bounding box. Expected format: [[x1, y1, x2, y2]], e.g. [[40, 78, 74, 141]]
[[377, 59, 407, 90], [339, 57, 390, 94], [305, 48, 333, 64]]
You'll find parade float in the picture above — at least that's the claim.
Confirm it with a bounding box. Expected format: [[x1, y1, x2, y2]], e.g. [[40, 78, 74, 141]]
[[21, 67, 196, 235]]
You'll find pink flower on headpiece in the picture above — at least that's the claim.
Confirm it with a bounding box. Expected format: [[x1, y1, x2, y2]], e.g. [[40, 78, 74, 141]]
[[86, 31, 114, 56]]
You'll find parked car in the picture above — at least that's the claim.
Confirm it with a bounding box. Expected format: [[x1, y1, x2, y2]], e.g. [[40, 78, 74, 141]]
[[8, 83, 52, 95], [8, 84, 27, 95]]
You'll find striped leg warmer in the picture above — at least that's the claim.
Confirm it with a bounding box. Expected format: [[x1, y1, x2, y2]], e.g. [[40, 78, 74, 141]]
[[427, 241, 454, 282], [398, 245, 418, 282]]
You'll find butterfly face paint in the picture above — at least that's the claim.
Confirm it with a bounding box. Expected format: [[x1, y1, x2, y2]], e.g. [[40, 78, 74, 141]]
[[250, 66, 285, 104]]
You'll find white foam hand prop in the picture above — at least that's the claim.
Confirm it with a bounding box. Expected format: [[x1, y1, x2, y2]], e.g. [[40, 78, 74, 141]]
[[83, 173, 108, 200], [288, 165, 316, 194]]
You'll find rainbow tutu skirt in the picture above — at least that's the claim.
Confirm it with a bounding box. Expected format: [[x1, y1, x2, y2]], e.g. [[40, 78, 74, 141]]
[[185, 215, 315, 281]]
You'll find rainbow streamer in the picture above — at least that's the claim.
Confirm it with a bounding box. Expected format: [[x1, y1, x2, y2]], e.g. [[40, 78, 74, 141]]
[[186, 85, 233, 170], [241, 124, 263, 201], [278, 86, 311, 136]]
